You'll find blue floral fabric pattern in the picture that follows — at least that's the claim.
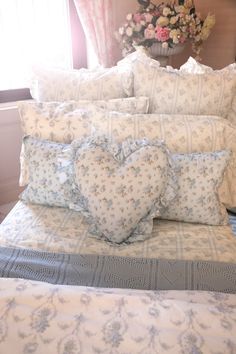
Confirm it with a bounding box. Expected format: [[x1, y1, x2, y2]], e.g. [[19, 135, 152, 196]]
[[0, 278, 235, 353], [1, 201, 236, 262], [67, 136, 177, 244], [161, 150, 231, 225], [30, 64, 133, 101], [130, 50, 236, 117], [20, 137, 75, 208]]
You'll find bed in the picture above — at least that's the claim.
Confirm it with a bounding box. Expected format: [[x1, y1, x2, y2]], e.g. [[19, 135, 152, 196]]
[[0, 202, 236, 353], [0, 53, 236, 353], [1, 201, 236, 263]]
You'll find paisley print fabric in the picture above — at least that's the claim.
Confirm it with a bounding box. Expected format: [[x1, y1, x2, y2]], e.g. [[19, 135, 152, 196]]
[[20, 137, 75, 208], [1, 201, 236, 262], [131, 51, 236, 117], [30, 64, 133, 101], [69, 136, 177, 243], [161, 151, 231, 225], [0, 278, 235, 354]]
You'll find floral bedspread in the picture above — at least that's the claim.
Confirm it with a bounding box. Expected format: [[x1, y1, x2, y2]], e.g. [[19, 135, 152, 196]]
[[0, 278, 235, 354], [1, 201, 236, 263]]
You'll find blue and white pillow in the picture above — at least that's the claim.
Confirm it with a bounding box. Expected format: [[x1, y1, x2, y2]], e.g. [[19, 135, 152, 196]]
[[20, 137, 75, 208], [161, 150, 231, 225], [68, 136, 177, 244]]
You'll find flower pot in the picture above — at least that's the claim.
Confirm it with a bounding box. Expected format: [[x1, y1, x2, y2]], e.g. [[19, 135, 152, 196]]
[[149, 43, 185, 66]]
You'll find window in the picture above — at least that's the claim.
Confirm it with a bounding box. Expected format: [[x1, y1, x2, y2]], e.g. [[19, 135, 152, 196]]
[[0, 0, 87, 102]]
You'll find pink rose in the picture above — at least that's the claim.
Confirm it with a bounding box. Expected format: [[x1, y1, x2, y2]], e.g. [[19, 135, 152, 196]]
[[155, 26, 170, 42], [133, 13, 143, 23], [144, 24, 156, 39], [144, 13, 153, 23]]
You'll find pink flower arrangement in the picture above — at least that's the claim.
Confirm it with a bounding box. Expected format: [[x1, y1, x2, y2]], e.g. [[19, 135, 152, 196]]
[[155, 26, 170, 42], [116, 0, 215, 59]]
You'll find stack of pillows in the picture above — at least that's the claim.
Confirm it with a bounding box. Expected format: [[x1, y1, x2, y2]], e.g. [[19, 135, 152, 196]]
[[17, 51, 236, 244]]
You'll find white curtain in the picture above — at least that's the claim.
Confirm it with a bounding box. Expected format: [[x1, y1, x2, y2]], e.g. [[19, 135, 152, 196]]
[[0, 0, 72, 90], [73, 0, 116, 67]]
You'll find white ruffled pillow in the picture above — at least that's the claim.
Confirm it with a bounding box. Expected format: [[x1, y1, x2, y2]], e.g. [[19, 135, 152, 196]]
[[180, 57, 236, 125], [30, 64, 133, 101], [160, 150, 231, 225], [18, 99, 236, 210], [131, 52, 236, 117], [67, 136, 177, 244], [20, 137, 75, 208], [179, 56, 214, 74]]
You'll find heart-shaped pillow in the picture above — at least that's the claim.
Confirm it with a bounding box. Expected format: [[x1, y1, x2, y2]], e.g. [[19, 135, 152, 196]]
[[70, 137, 176, 244]]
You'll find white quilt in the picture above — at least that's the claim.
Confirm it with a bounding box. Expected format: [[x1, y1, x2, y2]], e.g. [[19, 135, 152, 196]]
[[0, 278, 235, 354]]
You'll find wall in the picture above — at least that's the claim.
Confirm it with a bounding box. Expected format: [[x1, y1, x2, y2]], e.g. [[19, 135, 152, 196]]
[[113, 0, 236, 69], [0, 105, 23, 204]]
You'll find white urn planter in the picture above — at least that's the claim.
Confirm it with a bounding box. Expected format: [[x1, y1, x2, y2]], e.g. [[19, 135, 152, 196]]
[[149, 42, 185, 66]]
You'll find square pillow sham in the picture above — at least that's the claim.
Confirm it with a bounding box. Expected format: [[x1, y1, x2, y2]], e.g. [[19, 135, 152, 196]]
[[160, 150, 231, 225], [20, 137, 75, 208]]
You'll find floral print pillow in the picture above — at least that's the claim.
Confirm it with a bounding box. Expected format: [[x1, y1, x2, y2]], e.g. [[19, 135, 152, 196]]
[[180, 57, 236, 125], [20, 137, 75, 208], [132, 51, 236, 117], [161, 150, 231, 225], [30, 65, 133, 101], [72, 97, 149, 114], [18, 98, 149, 187], [68, 136, 177, 244]]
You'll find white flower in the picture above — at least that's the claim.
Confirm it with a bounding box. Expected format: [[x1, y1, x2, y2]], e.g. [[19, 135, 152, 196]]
[[185, 0, 194, 8], [144, 13, 153, 22], [163, 7, 171, 17], [170, 16, 178, 25], [126, 13, 132, 21], [134, 23, 142, 32], [126, 27, 133, 37], [173, 37, 179, 44], [119, 27, 125, 35], [162, 42, 169, 49], [156, 16, 169, 26], [169, 29, 181, 44]]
